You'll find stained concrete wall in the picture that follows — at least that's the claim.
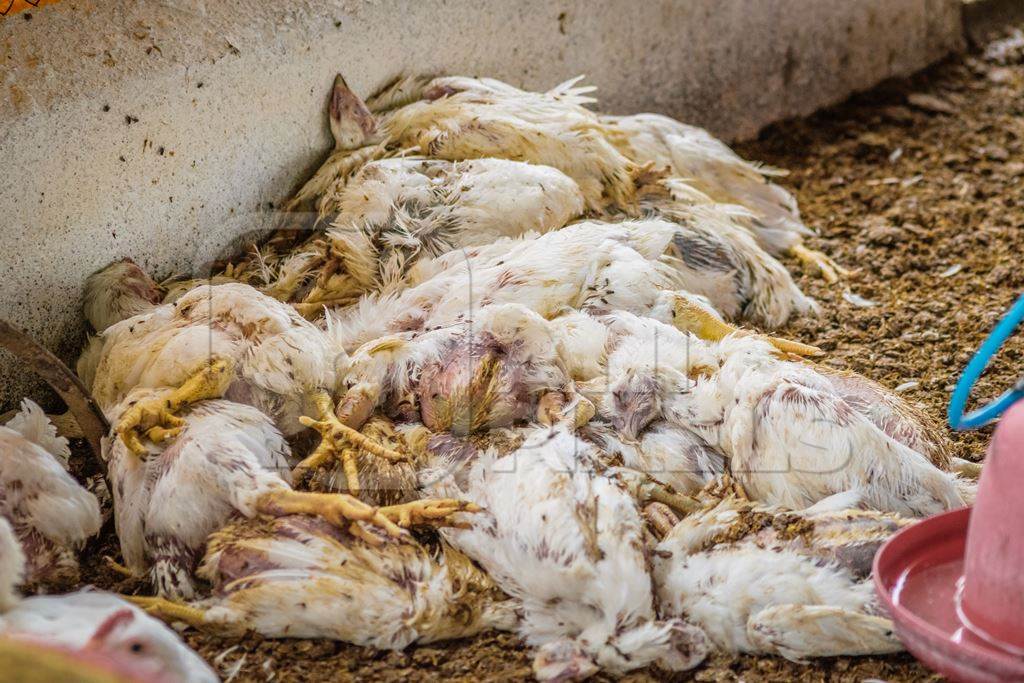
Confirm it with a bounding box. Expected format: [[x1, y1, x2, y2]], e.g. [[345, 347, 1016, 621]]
[[0, 0, 963, 409]]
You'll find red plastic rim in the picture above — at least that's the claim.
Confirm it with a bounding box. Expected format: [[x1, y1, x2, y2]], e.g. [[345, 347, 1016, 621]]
[[874, 507, 1024, 678]]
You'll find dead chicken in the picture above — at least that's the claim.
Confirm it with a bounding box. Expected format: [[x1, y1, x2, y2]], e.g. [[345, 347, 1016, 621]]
[[131, 515, 516, 650], [79, 279, 336, 439], [0, 518, 24, 611], [294, 74, 841, 284], [329, 218, 819, 359], [82, 259, 165, 334], [0, 400, 101, 590], [294, 74, 634, 216], [580, 420, 725, 498], [291, 302, 591, 490], [423, 426, 711, 681], [0, 588, 217, 682], [636, 177, 819, 327], [601, 113, 847, 282], [79, 273, 412, 493], [338, 303, 576, 430], [269, 157, 585, 314], [0, 497, 214, 681], [105, 392, 473, 599], [566, 307, 966, 516], [650, 489, 907, 660]]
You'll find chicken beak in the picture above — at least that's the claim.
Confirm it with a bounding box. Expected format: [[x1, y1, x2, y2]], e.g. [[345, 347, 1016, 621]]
[[672, 295, 823, 358]]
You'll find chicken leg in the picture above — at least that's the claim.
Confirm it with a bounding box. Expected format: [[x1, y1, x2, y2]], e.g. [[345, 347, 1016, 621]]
[[638, 480, 702, 517], [378, 499, 480, 529], [790, 244, 850, 285], [115, 358, 235, 457], [293, 392, 408, 495], [612, 469, 702, 517], [254, 489, 404, 544], [672, 294, 823, 358], [254, 489, 478, 545], [125, 595, 240, 636]]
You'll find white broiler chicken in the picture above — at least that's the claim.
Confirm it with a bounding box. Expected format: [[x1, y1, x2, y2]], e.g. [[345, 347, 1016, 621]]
[[105, 392, 474, 599], [423, 426, 711, 681], [294, 74, 636, 216], [79, 273, 414, 493], [0, 590, 217, 682], [601, 113, 846, 282], [580, 421, 726, 498], [588, 307, 966, 516], [330, 219, 818, 359], [294, 74, 841, 285], [337, 303, 575, 431], [291, 303, 591, 491], [270, 157, 585, 314], [0, 400, 101, 589], [82, 259, 166, 334], [637, 176, 819, 327], [132, 516, 516, 650], [81, 280, 335, 438], [650, 491, 907, 660], [0, 517, 24, 611]]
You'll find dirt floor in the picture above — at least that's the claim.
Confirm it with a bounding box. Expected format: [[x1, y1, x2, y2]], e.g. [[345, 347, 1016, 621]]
[[68, 26, 1024, 683]]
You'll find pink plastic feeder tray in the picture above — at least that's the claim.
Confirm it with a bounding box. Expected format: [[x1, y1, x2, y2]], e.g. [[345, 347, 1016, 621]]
[[874, 403, 1024, 682]]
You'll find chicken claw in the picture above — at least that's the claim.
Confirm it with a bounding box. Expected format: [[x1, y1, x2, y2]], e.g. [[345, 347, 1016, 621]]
[[294, 391, 408, 495], [699, 474, 750, 502], [644, 502, 681, 539], [537, 391, 596, 429], [791, 244, 849, 284], [254, 489, 406, 544], [115, 358, 235, 458], [103, 556, 135, 578], [379, 499, 481, 530], [672, 293, 823, 358], [127, 595, 214, 631], [639, 481, 702, 517]]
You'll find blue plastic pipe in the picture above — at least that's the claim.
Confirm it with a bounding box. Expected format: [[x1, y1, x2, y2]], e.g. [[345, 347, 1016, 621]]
[[948, 292, 1024, 430]]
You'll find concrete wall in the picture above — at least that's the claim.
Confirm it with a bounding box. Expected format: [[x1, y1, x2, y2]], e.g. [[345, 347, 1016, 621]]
[[0, 0, 964, 409]]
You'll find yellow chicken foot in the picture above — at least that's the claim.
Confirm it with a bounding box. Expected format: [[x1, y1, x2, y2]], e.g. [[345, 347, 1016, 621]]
[[700, 474, 750, 502], [294, 392, 408, 495], [127, 595, 211, 630], [791, 244, 850, 284], [103, 556, 135, 578], [537, 391, 596, 429], [672, 294, 823, 358], [644, 502, 681, 539], [378, 499, 481, 530], [115, 358, 235, 458], [293, 274, 364, 318], [254, 488, 407, 544], [637, 480, 702, 516]]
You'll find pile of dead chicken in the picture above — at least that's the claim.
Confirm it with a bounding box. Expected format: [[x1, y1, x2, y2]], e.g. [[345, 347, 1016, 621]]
[[0, 75, 978, 681]]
